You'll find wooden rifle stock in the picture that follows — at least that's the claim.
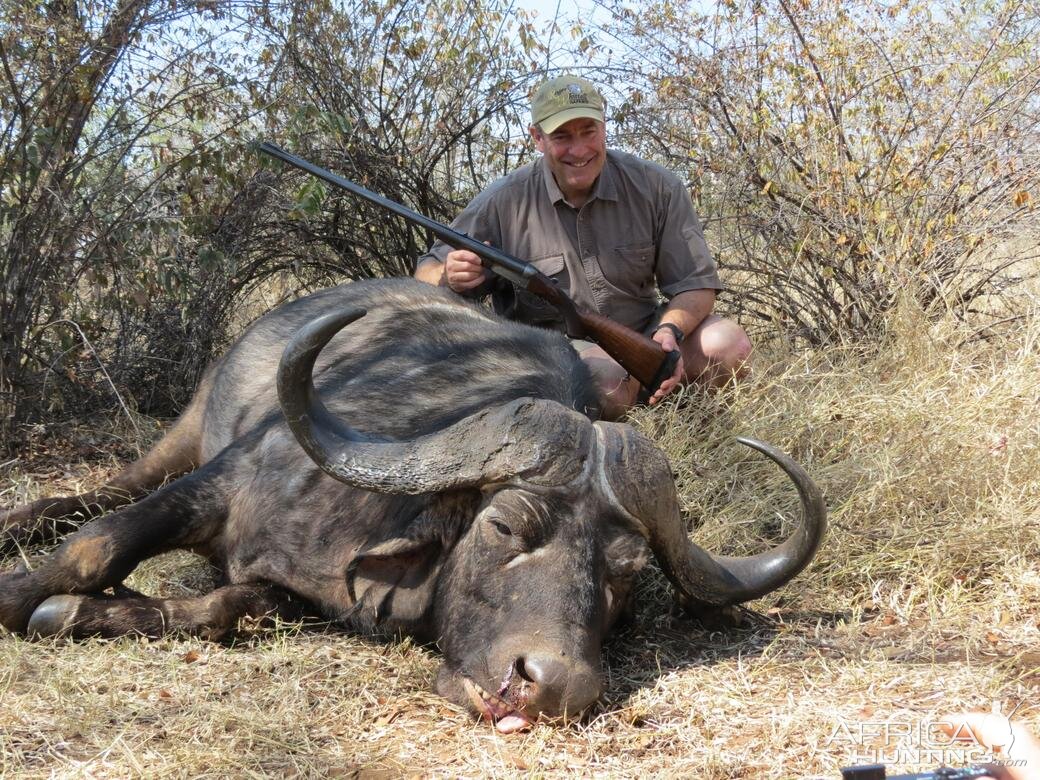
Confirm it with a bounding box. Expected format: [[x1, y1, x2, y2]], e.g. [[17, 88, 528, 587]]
[[522, 275, 679, 393], [258, 141, 679, 395]]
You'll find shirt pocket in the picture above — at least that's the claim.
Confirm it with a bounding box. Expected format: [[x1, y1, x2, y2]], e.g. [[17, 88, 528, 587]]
[[600, 241, 658, 299], [514, 254, 568, 325]]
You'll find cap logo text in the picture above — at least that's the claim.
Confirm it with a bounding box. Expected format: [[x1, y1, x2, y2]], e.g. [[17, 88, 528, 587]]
[[554, 84, 589, 104]]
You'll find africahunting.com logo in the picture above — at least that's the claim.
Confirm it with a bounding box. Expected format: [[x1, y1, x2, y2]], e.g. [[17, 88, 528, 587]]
[[824, 702, 1026, 768]]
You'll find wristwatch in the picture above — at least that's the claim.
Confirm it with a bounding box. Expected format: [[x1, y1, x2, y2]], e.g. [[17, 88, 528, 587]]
[[652, 322, 685, 344]]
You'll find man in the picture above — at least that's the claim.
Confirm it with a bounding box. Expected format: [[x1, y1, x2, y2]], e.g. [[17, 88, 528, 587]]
[[415, 75, 751, 419]]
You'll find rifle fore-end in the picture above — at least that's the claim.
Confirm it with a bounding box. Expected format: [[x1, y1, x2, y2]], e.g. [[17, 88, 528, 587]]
[[504, 272, 672, 391], [577, 311, 676, 390]]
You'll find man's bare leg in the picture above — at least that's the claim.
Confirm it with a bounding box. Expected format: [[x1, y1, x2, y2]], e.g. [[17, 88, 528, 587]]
[[578, 346, 639, 420], [679, 314, 752, 388]]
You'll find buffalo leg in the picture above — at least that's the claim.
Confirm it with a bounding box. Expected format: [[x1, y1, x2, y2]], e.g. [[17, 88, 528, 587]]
[[0, 376, 210, 551], [0, 465, 227, 634], [25, 583, 304, 640]]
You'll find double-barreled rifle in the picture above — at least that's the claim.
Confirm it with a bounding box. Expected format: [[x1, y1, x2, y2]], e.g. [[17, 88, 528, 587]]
[[258, 142, 680, 397]]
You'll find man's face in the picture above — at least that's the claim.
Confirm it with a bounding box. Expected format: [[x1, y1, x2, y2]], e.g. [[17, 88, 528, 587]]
[[530, 118, 606, 206]]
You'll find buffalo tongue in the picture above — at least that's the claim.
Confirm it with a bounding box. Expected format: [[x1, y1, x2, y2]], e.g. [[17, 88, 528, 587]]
[[495, 713, 533, 734]]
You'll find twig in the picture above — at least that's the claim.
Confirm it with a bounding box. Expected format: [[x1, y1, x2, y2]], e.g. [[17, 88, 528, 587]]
[[776, 0, 853, 165], [955, 315, 1026, 348], [37, 319, 141, 441]]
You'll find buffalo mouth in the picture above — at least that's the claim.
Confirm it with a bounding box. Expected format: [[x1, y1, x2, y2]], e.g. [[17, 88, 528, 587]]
[[462, 678, 536, 734]]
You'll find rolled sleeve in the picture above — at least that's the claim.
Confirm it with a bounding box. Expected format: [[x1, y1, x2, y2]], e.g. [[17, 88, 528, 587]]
[[655, 181, 723, 298]]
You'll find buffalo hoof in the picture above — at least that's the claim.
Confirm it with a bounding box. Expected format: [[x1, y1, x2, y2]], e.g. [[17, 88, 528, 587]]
[[0, 510, 32, 553], [27, 594, 85, 638]]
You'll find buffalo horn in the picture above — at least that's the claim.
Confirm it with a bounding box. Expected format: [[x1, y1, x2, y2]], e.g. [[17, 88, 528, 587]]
[[277, 308, 592, 493], [602, 427, 826, 610]]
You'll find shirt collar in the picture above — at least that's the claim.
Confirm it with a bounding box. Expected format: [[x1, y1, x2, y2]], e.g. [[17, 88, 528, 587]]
[[540, 152, 619, 207]]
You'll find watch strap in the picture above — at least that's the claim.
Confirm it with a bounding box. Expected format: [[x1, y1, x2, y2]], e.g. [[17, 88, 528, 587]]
[[653, 322, 685, 344]]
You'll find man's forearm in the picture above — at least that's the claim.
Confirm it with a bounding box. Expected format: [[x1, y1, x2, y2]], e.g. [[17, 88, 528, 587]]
[[659, 289, 716, 338], [414, 259, 446, 286]]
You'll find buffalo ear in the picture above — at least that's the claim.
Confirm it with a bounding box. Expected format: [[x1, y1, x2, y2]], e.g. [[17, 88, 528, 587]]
[[346, 535, 445, 630], [603, 533, 650, 627], [604, 533, 650, 580]]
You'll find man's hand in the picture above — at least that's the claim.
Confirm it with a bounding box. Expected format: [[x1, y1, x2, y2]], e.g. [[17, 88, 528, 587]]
[[443, 249, 488, 293], [647, 327, 684, 405], [940, 712, 1040, 780]]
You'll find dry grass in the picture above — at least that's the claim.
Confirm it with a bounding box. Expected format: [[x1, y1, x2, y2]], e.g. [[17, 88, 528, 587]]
[[2, 287, 1038, 778]]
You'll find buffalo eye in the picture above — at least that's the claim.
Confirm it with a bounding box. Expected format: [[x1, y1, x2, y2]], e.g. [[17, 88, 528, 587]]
[[489, 518, 513, 537]]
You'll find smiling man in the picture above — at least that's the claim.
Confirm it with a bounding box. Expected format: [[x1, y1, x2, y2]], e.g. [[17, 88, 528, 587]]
[[415, 75, 751, 418]]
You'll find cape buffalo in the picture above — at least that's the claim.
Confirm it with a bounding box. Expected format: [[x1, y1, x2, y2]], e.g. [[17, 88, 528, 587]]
[[0, 278, 825, 732]]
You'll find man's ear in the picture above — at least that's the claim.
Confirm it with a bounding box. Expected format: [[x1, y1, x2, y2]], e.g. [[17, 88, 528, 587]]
[[529, 124, 546, 153]]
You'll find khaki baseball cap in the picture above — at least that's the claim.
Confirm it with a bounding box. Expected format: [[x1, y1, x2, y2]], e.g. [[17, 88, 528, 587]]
[[530, 75, 605, 133]]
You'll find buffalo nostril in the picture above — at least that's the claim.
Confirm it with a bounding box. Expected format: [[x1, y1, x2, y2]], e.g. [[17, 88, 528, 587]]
[[519, 652, 601, 714], [507, 654, 567, 706], [502, 652, 602, 716], [514, 653, 569, 689]]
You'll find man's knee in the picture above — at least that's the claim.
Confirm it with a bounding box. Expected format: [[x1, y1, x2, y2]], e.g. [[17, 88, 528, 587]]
[[703, 319, 752, 375], [685, 317, 752, 384], [577, 344, 638, 419]]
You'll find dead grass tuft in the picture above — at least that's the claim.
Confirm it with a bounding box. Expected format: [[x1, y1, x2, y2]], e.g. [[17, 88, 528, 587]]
[[2, 291, 1038, 778]]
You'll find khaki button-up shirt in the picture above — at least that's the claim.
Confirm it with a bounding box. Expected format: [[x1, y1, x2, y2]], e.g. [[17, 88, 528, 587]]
[[417, 149, 722, 333]]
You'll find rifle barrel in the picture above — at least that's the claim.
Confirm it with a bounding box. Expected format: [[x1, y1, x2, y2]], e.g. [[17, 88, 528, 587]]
[[258, 141, 678, 394], [259, 142, 537, 284]]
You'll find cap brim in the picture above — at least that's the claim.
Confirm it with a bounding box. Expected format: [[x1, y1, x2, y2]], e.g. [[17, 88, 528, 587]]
[[537, 107, 604, 134]]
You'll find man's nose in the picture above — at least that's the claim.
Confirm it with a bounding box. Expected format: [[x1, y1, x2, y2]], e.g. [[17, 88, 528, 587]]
[[565, 141, 591, 159]]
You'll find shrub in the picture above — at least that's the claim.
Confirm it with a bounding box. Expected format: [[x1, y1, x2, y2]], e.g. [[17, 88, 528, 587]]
[[589, 0, 1040, 344]]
